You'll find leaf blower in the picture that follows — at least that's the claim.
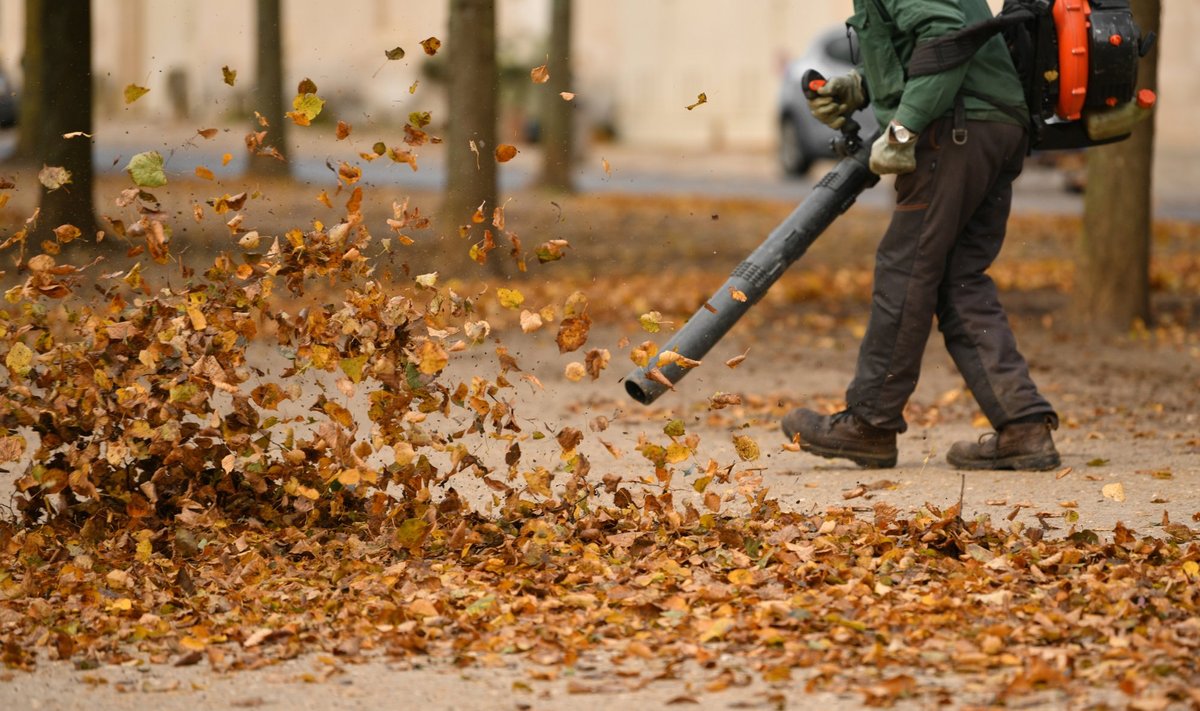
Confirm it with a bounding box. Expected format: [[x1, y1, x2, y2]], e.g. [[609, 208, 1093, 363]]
[[623, 72, 880, 405]]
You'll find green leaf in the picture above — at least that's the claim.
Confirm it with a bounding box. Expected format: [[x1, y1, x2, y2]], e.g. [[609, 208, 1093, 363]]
[[663, 419, 686, 437], [126, 151, 168, 188]]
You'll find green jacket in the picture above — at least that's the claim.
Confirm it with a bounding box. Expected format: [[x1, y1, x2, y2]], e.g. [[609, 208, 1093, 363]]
[[849, 0, 1028, 132]]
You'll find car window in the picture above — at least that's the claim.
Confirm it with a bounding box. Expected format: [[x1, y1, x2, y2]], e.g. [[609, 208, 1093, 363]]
[[824, 30, 858, 66]]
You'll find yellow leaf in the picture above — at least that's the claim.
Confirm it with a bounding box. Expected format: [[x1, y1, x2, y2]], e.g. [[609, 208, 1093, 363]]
[[1183, 560, 1199, 580], [221, 152, 233, 166], [1102, 482, 1126, 502], [5, 342, 34, 378], [417, 340, 449, 375], [733, 434, 760, 462], [699, 617, 735, 643], [639, 311, 667, 333], [727, 569, 755, 586], [686, 92, 708, 110], [123, 84, 150, 104], [195, 165, 214, 180], [179, 636, 207, 651], [497, 288, 525, 309]]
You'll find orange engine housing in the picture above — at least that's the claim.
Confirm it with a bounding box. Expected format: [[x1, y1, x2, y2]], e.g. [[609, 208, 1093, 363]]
[[1053, 0, 1091, 120]]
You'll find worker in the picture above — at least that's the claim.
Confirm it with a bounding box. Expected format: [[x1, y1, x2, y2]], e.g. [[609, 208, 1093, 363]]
[[782, 0, 1061, 471]]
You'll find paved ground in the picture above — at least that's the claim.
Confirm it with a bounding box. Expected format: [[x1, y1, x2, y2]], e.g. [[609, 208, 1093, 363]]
[[0, 119, 1196, 710]]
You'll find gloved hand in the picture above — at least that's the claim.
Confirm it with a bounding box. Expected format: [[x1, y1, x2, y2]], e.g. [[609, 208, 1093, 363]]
[[869, 122, 917, 175], [807, 71, 866, 130]]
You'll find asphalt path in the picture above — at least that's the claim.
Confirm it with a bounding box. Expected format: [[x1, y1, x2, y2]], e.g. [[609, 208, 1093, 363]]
[[2, 124, 1196, 221]]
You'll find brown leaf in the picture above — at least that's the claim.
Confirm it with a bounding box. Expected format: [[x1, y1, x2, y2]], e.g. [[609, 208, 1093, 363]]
[[531, 61, 550, 84], [420, 37, 441, 55], [556, 314, 591, 353]]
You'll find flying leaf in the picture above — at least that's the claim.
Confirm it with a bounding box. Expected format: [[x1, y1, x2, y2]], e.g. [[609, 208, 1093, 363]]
[[531, 61, 550, 84], [519, 310, 544, 333], [564, 362, 586, 382], [38, 165, 72, 191], [686, 92, 708, 110], [385, 47, 406, 60], [289, 93, 325, 125], [125, 151, 168, 188], [556, 314, 591, 353], [420, 37, 441, 55], [124, 84, 150, 104], [639, 311, 668, 333], [221, 66, 237, 86], [495, 144, 518, 163], [194, 166, 214, 181], [417, 340, 449, 375], [497, 288, 525, 310], [560, 92, 576, 101], [733, 434, 760, 461], [336, 121, 351, 140], [197, 127, 218, 139], [535, 239, 570, 263]]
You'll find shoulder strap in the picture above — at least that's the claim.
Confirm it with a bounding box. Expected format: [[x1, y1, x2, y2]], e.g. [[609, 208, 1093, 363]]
[[868, 0, 895, 25], [907, 4, 1037, 78]]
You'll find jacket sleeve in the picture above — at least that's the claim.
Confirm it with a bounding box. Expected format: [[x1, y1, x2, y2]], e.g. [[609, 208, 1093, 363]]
[[887, 0, 969, 131]]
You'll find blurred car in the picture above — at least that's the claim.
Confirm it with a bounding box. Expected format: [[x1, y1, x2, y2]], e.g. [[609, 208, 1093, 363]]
[[0, 69, 18, 128], [777, 26, 877, 177]]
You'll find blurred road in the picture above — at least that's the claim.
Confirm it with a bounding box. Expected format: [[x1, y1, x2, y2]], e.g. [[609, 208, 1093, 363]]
[[1, 120, 1197, 221]]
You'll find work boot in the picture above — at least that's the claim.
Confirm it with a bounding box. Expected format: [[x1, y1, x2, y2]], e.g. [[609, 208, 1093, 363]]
[[946, 416, 1060, 471], [781, 408, 898, 468]]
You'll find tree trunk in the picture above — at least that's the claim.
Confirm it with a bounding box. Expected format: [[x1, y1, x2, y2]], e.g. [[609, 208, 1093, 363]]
[[538, 0, 575, 192], [37, 0, 96, 241], [442, 0, 499, 270], [249, 0, 288, 177], [13, 0, 43, 163], [1075, 0, 1161, 332]]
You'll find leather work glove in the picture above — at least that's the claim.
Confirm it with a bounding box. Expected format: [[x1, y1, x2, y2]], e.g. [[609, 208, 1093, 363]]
[[869, 121, 917, 175], [808, 70, 866, 130]]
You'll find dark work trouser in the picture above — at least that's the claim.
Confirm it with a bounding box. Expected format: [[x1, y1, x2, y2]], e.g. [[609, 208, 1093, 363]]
[[845, 119, 1055, 433]]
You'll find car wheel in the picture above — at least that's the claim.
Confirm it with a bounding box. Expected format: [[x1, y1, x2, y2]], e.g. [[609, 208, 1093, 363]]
[[779, 114, 812, 177]]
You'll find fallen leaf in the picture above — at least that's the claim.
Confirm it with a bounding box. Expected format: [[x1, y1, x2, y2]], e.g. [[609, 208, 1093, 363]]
[[1102, 482, 1126, 502], [686, 92, 708, 110]]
